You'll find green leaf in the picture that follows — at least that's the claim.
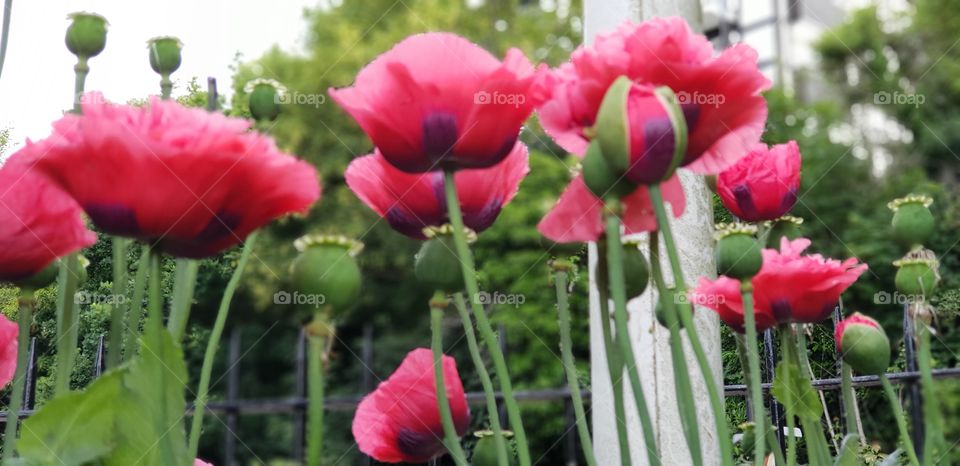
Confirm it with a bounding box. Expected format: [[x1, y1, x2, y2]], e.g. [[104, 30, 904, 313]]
[[833, 434, 861, 466], [878, 449, 902, 466], [105, 325, 190, 466], [18, 370, 126, 466], [771, 359, 823, 419]]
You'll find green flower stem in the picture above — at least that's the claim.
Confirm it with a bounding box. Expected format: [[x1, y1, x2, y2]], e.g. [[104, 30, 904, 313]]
[[147, 247, 162, 329], [430, 298, 468, 466], [783, 326, 831, 466], [106, 238, 130, 368], [553, 266, 597, 466], [604, 200, 660, 466], [441, 169, 530, 466], [452, 292, 509, 466], [737, 334, 786, 466], [2, 288, 34, 461], [880, 374, 920, 466], [595, 241, 632, 466], [306, 316, 327, 466], [796, 328, 837, 454], [73, 57, 88, 113], [740, 282, 766, 466], [648, 230, 702, 463], [916, 322, 945, 465], [167, 259, 199, 341], [779, 326, 797, 466], [53, 254, 81, 396], [188, 231, 259, 458], [649, 184, 733, 466], [122, 244, 150, 362], [160, 74, 173, 100], [840, 363, 858, 437]]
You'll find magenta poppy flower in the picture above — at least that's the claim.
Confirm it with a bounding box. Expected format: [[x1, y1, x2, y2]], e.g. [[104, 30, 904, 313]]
[[330, 32, 546, 173], [691, 237, 867, 331], [718, 141, 801, 222], [352, 348, 470, 463], [538, 17, 770, 178], [0, 314, 18, 387], [0, 154, 96, 282], [193, 460, 213, 466], [346, 143, 528, 239], [23, 93, 320, 258], [537, 173, 685, 243]]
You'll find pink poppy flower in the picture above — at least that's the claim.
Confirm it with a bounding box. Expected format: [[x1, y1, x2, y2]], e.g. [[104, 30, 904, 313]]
[[718, 141, 801, 222], [692, 237, 867, 331], [537, 172, 685, 243], [346, 143, 528, 239], [538, 17, 770, 178], [0, 154, 96, 282], [23, 92, 320, 258], [352, 348, 470, 463], [194, 460, 213, 466], [0, 314, 18, 387], [330, 32, 546, 173]]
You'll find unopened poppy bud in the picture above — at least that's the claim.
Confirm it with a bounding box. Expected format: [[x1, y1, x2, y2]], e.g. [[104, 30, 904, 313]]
[[415, 226, 469, 292], [290, 235, 363, 316], [13, 260, 60, 290], [738, 422, 757, 456], [581, 141, 636, 200], [655, 287, 692, 329], [622, 241, 649, 299], [65, 12, 108, 59], [888, 194, 934, 246], [714, 224, 762, 280], [894, 249, 939, 298], [148, 36, 183, 75], [835, 312, 890, 375], [472, 430, 517, 466], [75, 255, 90, 286], [244, 78, 287, 122], [765, 215, 803, 244]]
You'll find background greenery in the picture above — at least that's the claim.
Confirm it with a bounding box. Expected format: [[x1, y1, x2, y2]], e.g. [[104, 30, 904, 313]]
[[1, 0, 958, 464]]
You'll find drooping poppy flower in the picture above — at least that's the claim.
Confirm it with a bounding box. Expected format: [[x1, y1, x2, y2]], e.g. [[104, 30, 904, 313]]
[[537, 172, 685, 243], [538, 17, 770, 177], [691, 237, 867, 331], [330, 32, 547, 173], [0, 155, 96, 282], [345, 143, 528, 239], [717, 141, 801, 222], [0, 314, 18, 387], [22, 92, 320, 258], [352, 348, 470, 463]]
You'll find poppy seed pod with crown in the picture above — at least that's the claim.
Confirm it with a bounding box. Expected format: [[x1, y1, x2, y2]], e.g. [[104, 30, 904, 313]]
[[766, 215, 803, 244], [245, 78, 286, 122], [894, 249, 940, 298], [290, 235, 363, 316], [472, 430, 517, 466], [715, 224, 762, 280], [414, 226, 469, 292], [148, 36, 183, 75], [889, 194, 935, 247], [835, 312, 890, 375], [65, 12, 108, 59]]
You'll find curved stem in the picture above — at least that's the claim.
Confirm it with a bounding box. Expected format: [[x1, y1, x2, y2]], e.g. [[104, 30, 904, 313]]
[[306, 319, 326, 466], [881, 374, 920, 466], [430, 304, 468, 466], [188, 232, 259, 457], [122, 244, 150, 362], [106, 238, 130, 368], [649, 184, 733, 466], [441, 169, 530, 466], [53, 254, 81, 396], [2, 288, 34, 461], [554, 268, 597, 466], [595, 242, 632, 466], [840, 364, 859, 437], [741, 282, 766, 466], [453, 293, 509, 466], [167, 259, 199, 341], [604, 201, 660, 466]]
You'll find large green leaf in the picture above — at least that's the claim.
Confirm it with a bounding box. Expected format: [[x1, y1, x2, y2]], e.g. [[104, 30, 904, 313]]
[[771, 360, 823, 420], [833, 434, 860, 466], [17, 370, 126, 466]]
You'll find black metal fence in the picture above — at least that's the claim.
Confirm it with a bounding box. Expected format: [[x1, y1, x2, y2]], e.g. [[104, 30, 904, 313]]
[[2, 303, 958, 465]]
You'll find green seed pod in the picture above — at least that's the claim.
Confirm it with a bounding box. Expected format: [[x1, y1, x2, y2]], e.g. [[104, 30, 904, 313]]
[[714, 224, 762, 279], [244, 78, 286, 122], [414, 235, 464, 292], [148, 36, 183, 75], [75, 255, 90, 286], [889, 195, 935, 247], [738, 422, 757, 457], [581, 141, 636, 200], [290, 235, 362, 316], [894, 254, 939, 298], [654, 287, 689, 329], [472, 430, 517, 466], [836, 312, 890, 376], [622, 242, 649, 299], [14, 260, 61, 290], [65, 12, 108, 59], [766, 215, 803, 244]]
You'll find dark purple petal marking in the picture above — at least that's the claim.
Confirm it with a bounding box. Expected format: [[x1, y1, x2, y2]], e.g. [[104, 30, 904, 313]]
[[771, 299, 792, 323], [85, 203, 140, 236], [396, 427, 445, 461], [463, 198, 504, 233], [779, 188, 798, 214], [422, 112, 459, 165], [732, 184, 759, 219], [626, 116, 676, 184], [386, 207, 430, 239]]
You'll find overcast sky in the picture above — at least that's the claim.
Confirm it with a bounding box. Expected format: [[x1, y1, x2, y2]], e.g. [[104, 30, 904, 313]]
[[0, 0, 315, 151]]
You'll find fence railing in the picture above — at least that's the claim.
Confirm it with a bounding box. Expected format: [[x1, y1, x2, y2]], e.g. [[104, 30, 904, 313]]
[[1, 304, 958, 465]]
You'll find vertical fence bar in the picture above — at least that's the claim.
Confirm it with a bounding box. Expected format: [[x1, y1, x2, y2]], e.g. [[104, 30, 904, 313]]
[[222, 329, 241, 465], [94, 335, 106, 378], [362, 323, 375, 465], [903, 303, 924, 460], [23, 337, 37, 410], [763, 329, 786, 450], [498, 322, 508, 428], [564, 397, 576, 466], [292, 329, 307, 462]]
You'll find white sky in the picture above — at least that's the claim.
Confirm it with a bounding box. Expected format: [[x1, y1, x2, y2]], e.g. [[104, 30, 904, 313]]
[[0, 0, 315, 151]]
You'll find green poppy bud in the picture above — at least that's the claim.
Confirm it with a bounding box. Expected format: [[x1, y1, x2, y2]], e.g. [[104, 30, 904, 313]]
[[622, 242, 649, 299], [714, 224, 762, 280], [290, 235, 363, 317], [888, 194, 935, 247], [415, 227, 466, 292], [244, 78, 287, 122], [738, 422, 757, 456], [65, 12, 108, 59], [13, 260, 61, 290], [75, 255, 90, 286], [835, 312, 890, 375], [894, 250, 939, 298], [765, 215, 803, 244], [654, 287, 692, 329], [147, 36, 183, 75], [581, 141, 636, 200], [472, 430, 517, 466]]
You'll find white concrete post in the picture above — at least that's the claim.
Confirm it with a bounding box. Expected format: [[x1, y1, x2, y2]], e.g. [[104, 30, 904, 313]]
[[584, 1, 723, 465]]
